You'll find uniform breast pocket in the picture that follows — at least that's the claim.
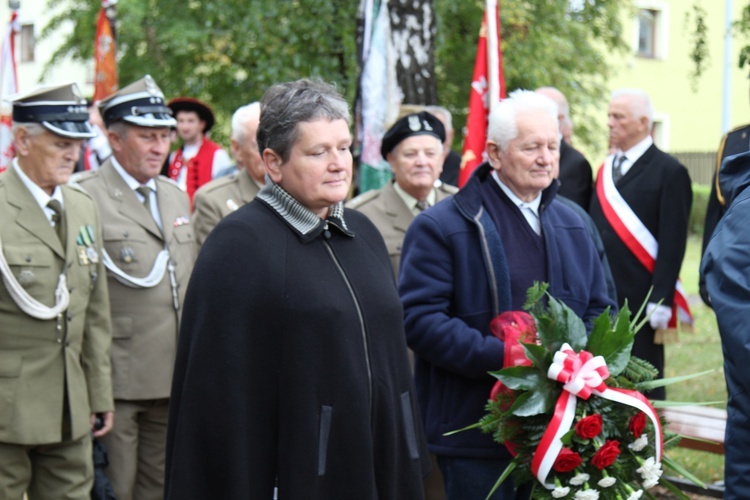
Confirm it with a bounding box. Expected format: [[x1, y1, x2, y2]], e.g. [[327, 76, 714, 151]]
[[3, 244, 59, 301], [172, 224, 194, 246], [103, 225, 150, 272]]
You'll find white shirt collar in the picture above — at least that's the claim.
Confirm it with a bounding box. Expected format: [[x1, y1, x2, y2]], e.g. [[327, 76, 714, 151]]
[[491, 170, 541, 215], [12, 158, 64, 221], [110, 156, 158, 192], [491, 170, 542, 235], [615, 135, 653, 176]]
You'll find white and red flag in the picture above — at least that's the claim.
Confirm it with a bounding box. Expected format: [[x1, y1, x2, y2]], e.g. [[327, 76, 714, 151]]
[[459, 0, 506, 187], [0, 9, 19, 173], [93, 0, 118, 102]]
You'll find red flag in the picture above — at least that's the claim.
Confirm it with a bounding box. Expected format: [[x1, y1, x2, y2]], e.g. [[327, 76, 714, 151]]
[[0, 9, 19, 173], [93, 1, 118, 101], [459, 0, 506, 187]]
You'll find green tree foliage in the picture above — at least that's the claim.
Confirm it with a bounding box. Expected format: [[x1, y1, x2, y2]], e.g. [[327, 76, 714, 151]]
[[41, 0, 626, 150], [435, 0, 627, 150], [684, 1, 710, 92]]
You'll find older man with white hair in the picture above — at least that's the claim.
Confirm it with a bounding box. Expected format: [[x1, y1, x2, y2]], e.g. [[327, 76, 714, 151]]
[[192, 102, 263, 246], [399, 90, 614, 500], [590, 89, 692, 400]]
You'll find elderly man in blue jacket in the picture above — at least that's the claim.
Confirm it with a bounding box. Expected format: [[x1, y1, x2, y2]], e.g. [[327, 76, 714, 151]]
[[702, 150, 750, 500], [399, 89, 616, 500]]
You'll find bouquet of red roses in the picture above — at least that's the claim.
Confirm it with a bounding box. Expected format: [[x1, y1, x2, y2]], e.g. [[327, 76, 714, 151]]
[[463, 283, 706, 500]]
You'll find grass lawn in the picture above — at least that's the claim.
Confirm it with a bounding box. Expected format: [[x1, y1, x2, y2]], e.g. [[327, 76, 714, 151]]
[[663, 234, 726, 487]]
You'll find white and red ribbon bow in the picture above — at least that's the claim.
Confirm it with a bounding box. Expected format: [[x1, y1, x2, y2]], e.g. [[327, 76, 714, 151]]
[[531, 343, 664, 489], [547, 343, 609, 399]]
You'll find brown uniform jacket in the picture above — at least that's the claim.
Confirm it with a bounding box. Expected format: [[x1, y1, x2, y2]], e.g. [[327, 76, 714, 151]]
[[192, 169, 261, 246], [75, 161, 196, 400], [347, 180, 457, 279], [0, 166, 113, 444]]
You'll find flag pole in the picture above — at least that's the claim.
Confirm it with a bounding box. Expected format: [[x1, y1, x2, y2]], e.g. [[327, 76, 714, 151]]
[[0, 1, 20, 173], [458, 0, 506, 187]]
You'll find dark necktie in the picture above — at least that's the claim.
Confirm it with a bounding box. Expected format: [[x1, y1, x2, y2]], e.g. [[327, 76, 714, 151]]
[[612, 155, 627, 183], [416, 199, 430, 212], [136, 186, 154, 217], [47, 199, 66, 246]]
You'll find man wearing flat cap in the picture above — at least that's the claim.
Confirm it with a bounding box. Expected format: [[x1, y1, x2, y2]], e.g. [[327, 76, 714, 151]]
[[0, 82, 114, 499], [164, 96, 231, 202], [348, 111, 457, 279], [74, 75, 196, 500]]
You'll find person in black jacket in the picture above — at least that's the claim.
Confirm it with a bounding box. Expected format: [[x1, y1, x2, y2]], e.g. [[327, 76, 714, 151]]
[[164, 78, 428, 499], [590, 89, 692, 400]]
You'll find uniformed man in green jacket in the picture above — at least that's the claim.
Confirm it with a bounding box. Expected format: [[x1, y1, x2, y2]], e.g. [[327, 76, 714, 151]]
[[0, 83, 114, 499]]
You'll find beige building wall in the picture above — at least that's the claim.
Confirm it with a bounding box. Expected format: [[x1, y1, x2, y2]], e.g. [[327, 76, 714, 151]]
[[0, 0, 93, 99], [581, 0, 750, 166]]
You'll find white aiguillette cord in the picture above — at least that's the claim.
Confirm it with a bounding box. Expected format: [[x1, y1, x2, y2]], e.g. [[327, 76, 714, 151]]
[[0, 233, 70, 320], [100, 247, 170, 289]]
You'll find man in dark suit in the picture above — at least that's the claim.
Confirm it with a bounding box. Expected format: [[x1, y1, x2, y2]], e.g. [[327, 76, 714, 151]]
[[590, 89, 693, 400], [699, 122, 750, 306], [536, 87, 592, 210]]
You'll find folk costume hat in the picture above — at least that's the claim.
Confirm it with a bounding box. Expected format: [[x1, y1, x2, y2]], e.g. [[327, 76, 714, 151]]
[[380, 111, 446, 158], [168, 96, 215, 133], [11, 82, 96, 139], [98, 75, 176, 129]]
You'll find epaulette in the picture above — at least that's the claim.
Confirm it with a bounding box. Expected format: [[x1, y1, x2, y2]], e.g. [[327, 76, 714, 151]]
[[197, 173, 239, 194], [69, 170, 97, 184], [156, 174, 183, 191], [63, 179, 94, 200], [346, 188, 380, 208], [716, 123, 750, 206]]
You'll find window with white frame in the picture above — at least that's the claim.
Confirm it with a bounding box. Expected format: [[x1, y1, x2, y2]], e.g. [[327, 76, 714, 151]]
[[633, 2, 669, 60], [20, 23, 34, 63], [638, 10, 657, 58]]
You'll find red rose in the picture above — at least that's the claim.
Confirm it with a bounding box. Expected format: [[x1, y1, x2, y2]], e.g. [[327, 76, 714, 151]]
[[552, 448, 583, 473], [575, 414, 603, 439], [629, 412, 647, 438], [591, 440, 621, 470]]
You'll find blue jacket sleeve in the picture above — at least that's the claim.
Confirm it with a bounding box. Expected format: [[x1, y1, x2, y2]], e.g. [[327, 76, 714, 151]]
[[398, 211, 504, 379]]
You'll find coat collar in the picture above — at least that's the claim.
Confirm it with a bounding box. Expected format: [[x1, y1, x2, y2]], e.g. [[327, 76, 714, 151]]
[[453, 162, 559, 221], [99, 159, 164, 241], [381, 181, 414, 232], [615, 143, 658, 190], [4, 165, 66, 259], [256, 178, 352, 243]]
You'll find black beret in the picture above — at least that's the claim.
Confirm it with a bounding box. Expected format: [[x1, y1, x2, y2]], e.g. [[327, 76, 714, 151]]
[[380, 111, 446, 158]]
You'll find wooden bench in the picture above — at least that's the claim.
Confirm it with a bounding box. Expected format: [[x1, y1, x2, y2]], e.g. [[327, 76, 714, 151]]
[[661, 405, 726, 498], [661, 405, 726, 454]]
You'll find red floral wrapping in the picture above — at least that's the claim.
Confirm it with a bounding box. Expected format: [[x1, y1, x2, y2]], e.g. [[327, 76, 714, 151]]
[[490, 311, 537, 402]]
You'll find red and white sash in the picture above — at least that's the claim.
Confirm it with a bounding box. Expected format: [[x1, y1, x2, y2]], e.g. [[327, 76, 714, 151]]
[[596, 158, 693, 328]]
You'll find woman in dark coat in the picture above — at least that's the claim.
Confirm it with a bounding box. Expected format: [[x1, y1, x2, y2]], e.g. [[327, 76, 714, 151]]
[[164, 79, 428, 499]]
